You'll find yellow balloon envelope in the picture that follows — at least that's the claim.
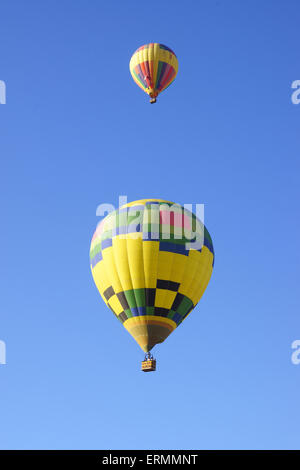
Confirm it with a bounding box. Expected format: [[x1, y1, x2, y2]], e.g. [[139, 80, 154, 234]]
[[90, 199, 214, 352]]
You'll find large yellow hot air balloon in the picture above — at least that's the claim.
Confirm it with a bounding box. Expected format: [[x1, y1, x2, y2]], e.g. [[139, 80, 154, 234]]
[[129, 43, 178, 103], [90, 199, 214, 370]]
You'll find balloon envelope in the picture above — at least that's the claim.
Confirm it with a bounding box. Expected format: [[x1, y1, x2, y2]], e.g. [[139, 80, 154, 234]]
[[90, 199, 214, 352], [129, 43, 178, 102]]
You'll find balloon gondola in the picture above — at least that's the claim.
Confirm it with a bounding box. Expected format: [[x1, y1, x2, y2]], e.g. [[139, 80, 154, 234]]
[[141, 352, 156, 372]]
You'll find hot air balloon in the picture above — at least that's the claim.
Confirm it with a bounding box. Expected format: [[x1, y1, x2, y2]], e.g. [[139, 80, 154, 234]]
[[90, 199, 214, 371], [129, 43, 178, 103]]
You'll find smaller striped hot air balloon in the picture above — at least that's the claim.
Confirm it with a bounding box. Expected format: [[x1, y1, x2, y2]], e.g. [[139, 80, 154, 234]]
[[129, 43, 178, 103]]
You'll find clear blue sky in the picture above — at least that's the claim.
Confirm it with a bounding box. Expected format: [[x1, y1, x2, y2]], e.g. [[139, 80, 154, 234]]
[[1, 0, 300, 450]]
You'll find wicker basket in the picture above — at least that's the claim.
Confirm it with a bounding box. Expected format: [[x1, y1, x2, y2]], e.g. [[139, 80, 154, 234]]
[[141, 359, 156, 372]]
